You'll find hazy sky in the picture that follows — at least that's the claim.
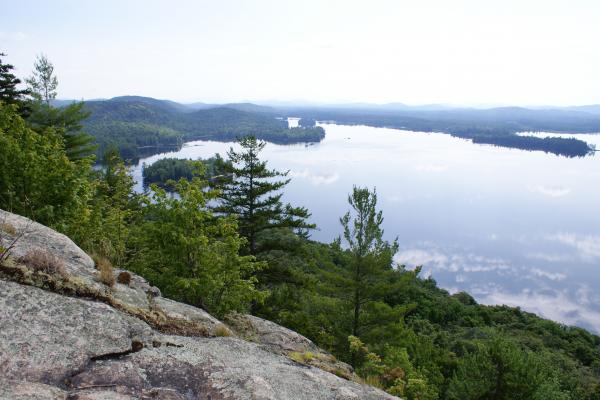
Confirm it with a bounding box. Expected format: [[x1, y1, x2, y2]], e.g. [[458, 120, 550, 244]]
[[2, 0, 599, 105]]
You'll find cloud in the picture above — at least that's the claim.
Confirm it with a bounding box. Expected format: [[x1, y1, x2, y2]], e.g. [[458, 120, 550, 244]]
[[548, 233, 600, 261], [289, 169, 339, 185], [530, 185, 571, 198]]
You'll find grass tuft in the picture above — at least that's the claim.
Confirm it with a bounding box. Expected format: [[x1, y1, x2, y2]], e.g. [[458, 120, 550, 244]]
[[19, 249, 67, 277], [289, 351, 315, 364], [0, 222, 17, 236], [213, 324, 233, 337], [95, 255, 115, 287]]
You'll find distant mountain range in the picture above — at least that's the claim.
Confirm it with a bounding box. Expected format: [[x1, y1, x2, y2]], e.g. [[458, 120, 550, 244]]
[[53, 96, 600, 118], [52, 96, 600, 159]]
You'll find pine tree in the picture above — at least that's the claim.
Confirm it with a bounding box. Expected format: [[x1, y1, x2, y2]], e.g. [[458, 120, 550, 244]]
[[339, 186, 399, 339], [0, 52, 29, 110], [24, 54, 96, 161], [215, 135, 314, 255], [128, 176, 266, 316], [25, 54, 58, 105]]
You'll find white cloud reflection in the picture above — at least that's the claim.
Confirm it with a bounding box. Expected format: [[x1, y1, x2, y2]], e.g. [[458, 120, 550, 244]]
[[548, 233, 600, 261], [530, 185, 571, 198], [479, 288, 600, 333], [395, 246, 599, 333], [289, 169, 339, 186]]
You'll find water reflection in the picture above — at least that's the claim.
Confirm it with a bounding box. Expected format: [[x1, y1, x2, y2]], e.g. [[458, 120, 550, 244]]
[[131, 123, 600, 333]]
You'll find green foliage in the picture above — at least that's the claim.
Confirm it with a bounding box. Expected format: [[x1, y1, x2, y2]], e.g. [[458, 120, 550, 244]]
[[27, 100, 96, 161], [338, 186, 400, 341], [86, 120, 183, 161], [0, 53, 29, 110], [72, 148, 139, 265], [215, 136, 314, 255], [446, 337, 571, 400], [0, 102, 91, 230], [142, 156, 222, 188], [25, 54, 58, 105], [82, 97, 324, 159], [128, 176, 267, 316]]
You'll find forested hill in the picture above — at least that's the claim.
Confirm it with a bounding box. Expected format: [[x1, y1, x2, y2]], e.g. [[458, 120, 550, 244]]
[[78, 96, 599, 159], [284, 105, 600, 157], [81, 96, 324, 160]]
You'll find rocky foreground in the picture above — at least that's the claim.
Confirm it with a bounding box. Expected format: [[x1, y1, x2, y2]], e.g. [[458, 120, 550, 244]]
[[0, 210, 398, 400]]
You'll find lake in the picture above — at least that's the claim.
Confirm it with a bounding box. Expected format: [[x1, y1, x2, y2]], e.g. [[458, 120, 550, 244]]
[[131, 123, 600, 333]]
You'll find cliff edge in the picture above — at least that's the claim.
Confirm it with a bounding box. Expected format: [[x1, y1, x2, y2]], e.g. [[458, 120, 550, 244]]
[[0, 209, 398, 400]]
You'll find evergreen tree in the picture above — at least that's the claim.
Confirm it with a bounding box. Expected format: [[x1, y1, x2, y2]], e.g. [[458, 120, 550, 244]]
[[25, 54, 58, 105], [215, 135, 314, 255], [0, 101, 91, 230], [447, 337, 569, 400], [27, 101, 96, 161], [128, 174, 266, 316], [71, 147, 139, 264], [24, 54, 96, 161], [339, 186, 399, 339], [0, 52, 30, 111]]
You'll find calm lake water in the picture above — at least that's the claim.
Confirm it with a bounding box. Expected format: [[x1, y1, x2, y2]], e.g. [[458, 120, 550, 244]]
[[132, 123, 600, 333]]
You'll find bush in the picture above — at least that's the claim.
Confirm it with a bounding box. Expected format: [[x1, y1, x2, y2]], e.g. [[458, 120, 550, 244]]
[[117, 271, 132, 286], [19, 249, 67, 277]]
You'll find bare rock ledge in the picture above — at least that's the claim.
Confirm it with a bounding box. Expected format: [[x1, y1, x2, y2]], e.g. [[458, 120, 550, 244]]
[[0, 209, 398, 400]]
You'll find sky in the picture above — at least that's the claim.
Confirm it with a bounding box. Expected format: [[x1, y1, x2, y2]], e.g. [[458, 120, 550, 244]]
[[1, 0, 600, 106]]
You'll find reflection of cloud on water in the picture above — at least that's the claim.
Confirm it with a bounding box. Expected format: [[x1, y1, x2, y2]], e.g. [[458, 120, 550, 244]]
[[289, 169, 339, 185], [395, 245, 600, 332], [530, 268, 566, 281], [395, 248, 514, 275], [547, 233, 600, 261], [414, 163, 448, 173], [395, 248, 448, 268], [529, 185, 571, 197], [479, 288, 600, 334], [526, 252, 570, 263]]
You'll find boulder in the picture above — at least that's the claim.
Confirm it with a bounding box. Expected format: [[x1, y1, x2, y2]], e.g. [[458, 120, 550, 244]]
[[0, 210, 399, 399]]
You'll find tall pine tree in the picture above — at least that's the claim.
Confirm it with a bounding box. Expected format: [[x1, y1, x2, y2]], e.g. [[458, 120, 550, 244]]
[[215, 135, 314, 255], [25, 54, 96, 161]]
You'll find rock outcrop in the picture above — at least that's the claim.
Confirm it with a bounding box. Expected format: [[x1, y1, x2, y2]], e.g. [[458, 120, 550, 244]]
[[0, 210, 399, 400]]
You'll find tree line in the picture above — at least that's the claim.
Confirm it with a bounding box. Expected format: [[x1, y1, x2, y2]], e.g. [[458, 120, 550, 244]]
[[1, 53, 600, 399]]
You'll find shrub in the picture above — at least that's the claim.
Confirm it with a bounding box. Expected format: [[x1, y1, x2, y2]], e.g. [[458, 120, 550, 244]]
[[19, 249, 67, 277], [95, 256, 115, 287], [117, 271, 132, 286]]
